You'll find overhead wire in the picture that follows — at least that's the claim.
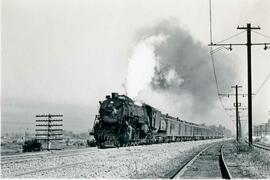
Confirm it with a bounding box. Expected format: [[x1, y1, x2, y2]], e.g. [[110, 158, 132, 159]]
[[215, 30, 246, 44], [208, 0, 234, 124], [251, 30, 270, 39], [254, 72, 270, 96], [210, 31, 246, 54], [251, 30, 270, 98], [209, 1, 236, 92], [210, 47, 225, 55]]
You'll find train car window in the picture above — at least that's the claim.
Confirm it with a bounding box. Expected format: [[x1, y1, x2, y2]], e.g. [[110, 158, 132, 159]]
[[170, 123, 175, 134]]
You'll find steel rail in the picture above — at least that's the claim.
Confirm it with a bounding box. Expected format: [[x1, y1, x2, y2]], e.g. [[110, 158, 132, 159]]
[[244, 138, 270, 151], [170, 142, 232, 179], [1, 148, 95, 164], [10, 148, 144, 177], [11, 159, 94, 177], [253, 142, 270, 151], [170, 144, 213, 179], [219, 144, 232, 179]]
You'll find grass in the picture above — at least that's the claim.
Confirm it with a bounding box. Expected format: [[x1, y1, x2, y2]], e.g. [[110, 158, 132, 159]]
[[232, 140, 270, 178]]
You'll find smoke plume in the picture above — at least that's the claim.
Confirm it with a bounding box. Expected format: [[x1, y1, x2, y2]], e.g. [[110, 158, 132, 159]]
[[125, 34, 167, 98], [125, 20, 238, 124]]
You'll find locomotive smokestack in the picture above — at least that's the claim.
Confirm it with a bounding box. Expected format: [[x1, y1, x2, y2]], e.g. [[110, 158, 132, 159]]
[[112, 92, 118, 98], [106, 95, 110, 99]]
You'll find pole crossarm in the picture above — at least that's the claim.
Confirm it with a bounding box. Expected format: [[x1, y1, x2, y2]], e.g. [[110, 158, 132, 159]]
[[209, 42, 270, 47], [232, 119, 248, 121], [209, 43, 246, 46], [36, 129, 63, 131], [36, 119, 63, 122], [237, 25, 260, 30], [36, 138, 63, 141], [225, 108, 248, 111], [218, 93, 255, 97], [36, 124, 63, 126], [36, 114, 63, 117], [35, 133, 63, 136], [252, 43, 270, 46]]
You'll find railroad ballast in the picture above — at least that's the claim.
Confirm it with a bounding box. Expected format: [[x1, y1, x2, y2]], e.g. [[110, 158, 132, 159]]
[[91, 92, 223, 148]]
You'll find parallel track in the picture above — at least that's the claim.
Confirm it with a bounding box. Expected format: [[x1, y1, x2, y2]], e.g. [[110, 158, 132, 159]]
[[1, 148, 95, 165], [244, 138, 270, 151], [170, 142, 231, 179], [10, 147, 147, 177], [253, 142, 270, 151], [11, 159, 95, 177]]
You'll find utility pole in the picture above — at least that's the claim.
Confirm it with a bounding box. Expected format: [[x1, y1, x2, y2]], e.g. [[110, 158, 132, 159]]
[[225, 107, 247, 141], [36, 114, 63, 151], [239, 118, 248, 138], [209, 23, 270, 146], [232, 85, 242, 142], [239, 24, 258, 146], [239, 116, 241, 139]]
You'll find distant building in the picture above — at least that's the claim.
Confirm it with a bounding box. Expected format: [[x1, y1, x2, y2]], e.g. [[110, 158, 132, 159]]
[[253, 119, 270, 136]]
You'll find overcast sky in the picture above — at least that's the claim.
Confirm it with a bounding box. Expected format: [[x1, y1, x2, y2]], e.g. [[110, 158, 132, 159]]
[[2, 0, 270, 135]]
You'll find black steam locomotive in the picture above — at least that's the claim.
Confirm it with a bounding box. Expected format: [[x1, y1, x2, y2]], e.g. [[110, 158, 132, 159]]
[[91, 93, 223, 148]]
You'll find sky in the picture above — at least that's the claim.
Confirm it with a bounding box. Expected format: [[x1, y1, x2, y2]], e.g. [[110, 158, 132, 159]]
[[2, 0, 270, 135]]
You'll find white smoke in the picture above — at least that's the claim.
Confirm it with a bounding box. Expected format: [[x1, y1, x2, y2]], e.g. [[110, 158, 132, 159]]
[[125, 34, 167, 99], [165, 69, 183, 86]]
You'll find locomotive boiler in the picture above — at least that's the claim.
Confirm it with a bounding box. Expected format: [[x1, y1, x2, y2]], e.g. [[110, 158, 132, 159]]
[[91, 92, 223, 148]]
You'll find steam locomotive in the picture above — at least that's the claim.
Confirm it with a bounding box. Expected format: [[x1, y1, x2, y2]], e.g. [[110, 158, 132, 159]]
[[91, 92, 223, 148]]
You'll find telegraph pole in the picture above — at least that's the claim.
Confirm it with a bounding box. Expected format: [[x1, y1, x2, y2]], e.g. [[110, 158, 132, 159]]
[[239, 118, 248, 139], [36, 114, 63, 151], [238, 24, 259, 146], [209, 23, 270, 146], [239, 116, 241, 139], [225, 107, 247, 141], [232, 85, 242, 142], [219, 85, 245, 141]]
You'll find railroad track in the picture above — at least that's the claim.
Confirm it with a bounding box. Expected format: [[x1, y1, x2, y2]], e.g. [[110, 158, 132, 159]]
[[1, 151, 50, 162], [9, 146, 146, 178], [1, 139, 226, 178], [253, 142, 270, 150], [243, 138, 270, 151], [11, 159, 95, 177], [1, 147, 95, 164], [170, 142, 231, 179]]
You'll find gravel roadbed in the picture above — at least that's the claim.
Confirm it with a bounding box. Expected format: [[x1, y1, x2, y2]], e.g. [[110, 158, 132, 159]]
[[223, 141, 270, 179], [1, 139, 224, 178], [180, 142, 224, 178]]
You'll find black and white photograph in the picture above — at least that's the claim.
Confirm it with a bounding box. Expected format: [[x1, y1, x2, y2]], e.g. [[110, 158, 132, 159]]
[[1, 0, 270, 178]]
